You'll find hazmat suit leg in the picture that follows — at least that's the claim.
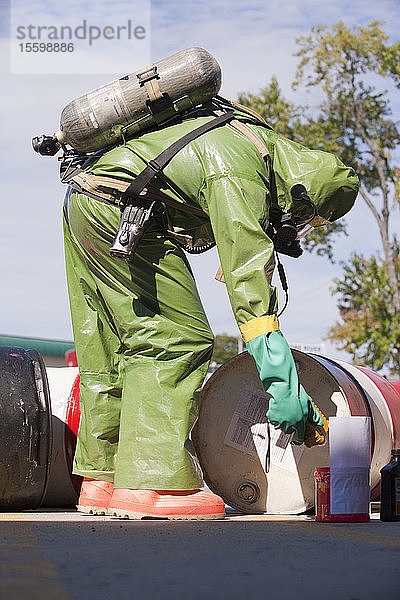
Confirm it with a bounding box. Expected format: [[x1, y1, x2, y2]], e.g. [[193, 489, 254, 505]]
[[63, 191, 214, 490]]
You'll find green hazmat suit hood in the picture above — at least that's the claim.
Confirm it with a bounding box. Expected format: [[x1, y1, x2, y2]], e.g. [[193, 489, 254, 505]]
[[271, 134, 359, 223]]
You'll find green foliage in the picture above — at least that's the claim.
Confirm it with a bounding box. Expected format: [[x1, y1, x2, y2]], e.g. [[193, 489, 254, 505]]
[[294, 21, 400, 91], [294, 21, 400, 372], [211, 334, 238, 365], [327, 242, 400, 373], [294, 21, 400, 199]]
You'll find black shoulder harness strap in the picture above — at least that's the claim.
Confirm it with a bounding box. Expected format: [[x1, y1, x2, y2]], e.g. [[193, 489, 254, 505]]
[[61, 111, 236, 213], [63, 109, 273, 260], [61, 109, 271, 213], [121, 111, 235, 204]]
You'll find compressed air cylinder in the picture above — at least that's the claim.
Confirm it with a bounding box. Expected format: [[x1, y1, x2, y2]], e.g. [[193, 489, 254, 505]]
[[55, 47, 222, 152]]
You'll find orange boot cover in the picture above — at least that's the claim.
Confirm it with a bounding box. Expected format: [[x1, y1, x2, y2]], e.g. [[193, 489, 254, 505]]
[[77, 478, 114, 515], [108, 489, 225, 520]]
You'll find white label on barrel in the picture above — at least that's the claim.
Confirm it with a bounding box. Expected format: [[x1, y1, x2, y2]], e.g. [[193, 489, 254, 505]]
[[224, 388, 269, 459], [223, 388, 305, 472], [269, 428, 305, 473]]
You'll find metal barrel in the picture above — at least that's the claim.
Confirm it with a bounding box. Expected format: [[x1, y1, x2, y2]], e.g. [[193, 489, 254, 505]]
[[335, 360, 400, 496], [192, 350, 400, 514], [0, 348, 81, 510], [0, 347, 52, 510]]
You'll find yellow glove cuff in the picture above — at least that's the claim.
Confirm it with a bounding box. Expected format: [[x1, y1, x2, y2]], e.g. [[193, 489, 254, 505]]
[[239, 315, 279, 343]]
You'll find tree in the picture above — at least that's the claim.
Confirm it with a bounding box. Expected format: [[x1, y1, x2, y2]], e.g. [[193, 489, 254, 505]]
[[239, 22, 400, 373], [295, 21, 400, 373], [326, 243, 400, 372]]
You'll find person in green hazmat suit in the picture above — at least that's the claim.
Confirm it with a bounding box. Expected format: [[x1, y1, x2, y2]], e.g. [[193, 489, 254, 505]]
[[63, 107, 359, 519]]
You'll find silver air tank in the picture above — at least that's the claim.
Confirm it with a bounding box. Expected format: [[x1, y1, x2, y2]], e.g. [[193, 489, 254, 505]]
[[55, 47, 221, 152]]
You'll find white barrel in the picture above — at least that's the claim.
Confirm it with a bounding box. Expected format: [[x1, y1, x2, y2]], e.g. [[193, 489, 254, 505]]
[[192, 350, 400, 514], [56, 47, 222, 152], [41, 367, 80, 507]]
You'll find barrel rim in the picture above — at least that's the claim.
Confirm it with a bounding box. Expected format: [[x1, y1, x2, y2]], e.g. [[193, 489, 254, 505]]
[[26, 348, 53, 509]]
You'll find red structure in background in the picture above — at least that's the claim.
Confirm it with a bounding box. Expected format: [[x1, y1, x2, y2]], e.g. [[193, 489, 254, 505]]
[[64, 348, 81, 494], [64, 372, 82, 494], [65, 348, 77, 367]]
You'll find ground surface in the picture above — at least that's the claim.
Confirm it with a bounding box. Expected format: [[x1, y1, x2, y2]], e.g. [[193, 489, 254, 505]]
[[0, 508, 399, 600]]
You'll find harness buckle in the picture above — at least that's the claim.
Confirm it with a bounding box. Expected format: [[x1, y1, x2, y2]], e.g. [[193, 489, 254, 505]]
[[137, 66, 159, 85]]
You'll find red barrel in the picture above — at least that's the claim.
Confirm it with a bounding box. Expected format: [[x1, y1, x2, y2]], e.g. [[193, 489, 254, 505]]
[[390, 381, 400, 396]]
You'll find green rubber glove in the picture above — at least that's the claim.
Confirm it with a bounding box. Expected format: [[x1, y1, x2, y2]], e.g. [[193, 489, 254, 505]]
[[246, 330, 323, 444]]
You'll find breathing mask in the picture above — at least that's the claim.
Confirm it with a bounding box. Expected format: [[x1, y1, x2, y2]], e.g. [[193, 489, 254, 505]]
[[266, 184, 331, 258]]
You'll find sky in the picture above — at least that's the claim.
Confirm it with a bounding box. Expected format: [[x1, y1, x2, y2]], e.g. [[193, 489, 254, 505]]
[[0, 0, 399, 366]]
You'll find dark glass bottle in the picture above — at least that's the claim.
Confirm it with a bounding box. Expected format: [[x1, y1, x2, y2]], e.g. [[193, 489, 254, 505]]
[[380, 449, 400, 522]]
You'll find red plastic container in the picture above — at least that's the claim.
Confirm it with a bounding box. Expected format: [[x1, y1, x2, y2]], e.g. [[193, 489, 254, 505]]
[[314, 467, 370, 523]]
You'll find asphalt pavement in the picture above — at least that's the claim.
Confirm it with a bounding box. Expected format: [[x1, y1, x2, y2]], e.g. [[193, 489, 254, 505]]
[[0, 508, 399, 600]]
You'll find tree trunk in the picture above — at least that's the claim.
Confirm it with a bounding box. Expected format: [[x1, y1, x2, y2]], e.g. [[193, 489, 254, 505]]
[[358, 186, 400, 371]]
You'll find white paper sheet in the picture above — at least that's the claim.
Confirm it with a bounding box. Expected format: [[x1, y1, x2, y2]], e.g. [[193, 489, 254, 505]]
[[269, 427, 304, 473], [329, 416, 371, 514], [223, 387, 305, 474], [329, 416, 371, 468], [330, 468, 370, 515]]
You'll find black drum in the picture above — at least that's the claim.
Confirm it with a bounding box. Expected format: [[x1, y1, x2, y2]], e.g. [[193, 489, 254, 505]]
[[0, 346, 52, 509]]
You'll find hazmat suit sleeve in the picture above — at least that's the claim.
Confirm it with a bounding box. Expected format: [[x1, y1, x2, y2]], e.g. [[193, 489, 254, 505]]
[[198, 175, 326, 445]]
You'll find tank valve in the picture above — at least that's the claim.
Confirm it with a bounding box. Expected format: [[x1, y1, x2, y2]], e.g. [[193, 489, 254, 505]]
[[237, 480, 260, 504], [32, 135, 61, 156]]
